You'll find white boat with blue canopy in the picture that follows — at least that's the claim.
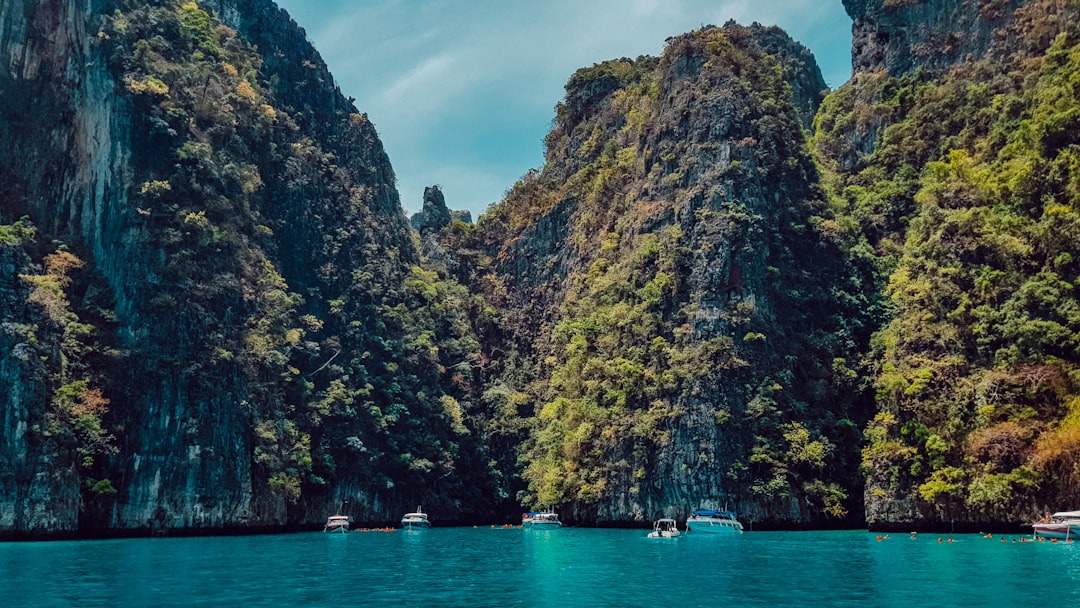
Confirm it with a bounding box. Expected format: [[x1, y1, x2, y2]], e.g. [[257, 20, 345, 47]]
[[685, 509, 743, 534], [522, 511, 562, 529]]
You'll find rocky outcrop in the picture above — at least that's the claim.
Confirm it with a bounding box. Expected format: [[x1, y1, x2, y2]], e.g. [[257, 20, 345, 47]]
[[844, 0, 1078, 77], [0, 0, 130, 537], [819, 0, 1080, 215], [410, 186, 454, 234], [0, 0, 489, 538], [0, 242, 81, 537], [827, 1, 1080, 531], [461, 23, 872, 528], [743, 22, 828, 129]]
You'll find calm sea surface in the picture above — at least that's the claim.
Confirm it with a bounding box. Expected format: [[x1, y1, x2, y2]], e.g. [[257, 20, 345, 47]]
[[2, 527, 1078, 607]]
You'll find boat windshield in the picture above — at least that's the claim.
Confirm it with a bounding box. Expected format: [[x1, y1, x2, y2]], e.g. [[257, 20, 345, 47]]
[[692, 510, 736, 519]]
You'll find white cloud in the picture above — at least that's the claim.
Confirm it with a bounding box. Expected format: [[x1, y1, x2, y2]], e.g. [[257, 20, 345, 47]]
[[381, 53, 462, 110]]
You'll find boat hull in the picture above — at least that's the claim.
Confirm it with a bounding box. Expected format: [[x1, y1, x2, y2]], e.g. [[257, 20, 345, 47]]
[[685, 519, 743, 534], [1033, 523, 1080, 539], [522, 511, 562, 529], [524, 521, 562, 530], [324, 515, 351, 533], [402, 520, 431, 530]]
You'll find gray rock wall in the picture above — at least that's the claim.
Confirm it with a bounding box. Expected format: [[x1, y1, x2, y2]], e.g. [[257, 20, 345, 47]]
[[844, 0, 1076, 77]]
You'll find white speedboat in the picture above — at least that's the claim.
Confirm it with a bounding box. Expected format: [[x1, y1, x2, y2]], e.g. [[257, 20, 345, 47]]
[[522, 511, 562, 529], [324, 514, 350, 533], [401, 506, 431, 530], [648, 518, 681, 538], [685, 509, 743, 534], [1033, 511, 1080, 539]]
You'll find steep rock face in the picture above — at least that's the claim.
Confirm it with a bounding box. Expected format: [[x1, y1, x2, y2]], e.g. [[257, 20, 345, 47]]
[[846, 0, 1021, 76], [466, 24, 872, 527], [815, 2, 1080, 530], [0, 0, 281, 535], [0, 241, 81, 537], [831, 0, 1078, 177], [410, 186, 453, 234], [1, 0, 494, 537], [844, 0, 1077, 77], [0, 0, 133, 536], [820, 0, 1079, 203]]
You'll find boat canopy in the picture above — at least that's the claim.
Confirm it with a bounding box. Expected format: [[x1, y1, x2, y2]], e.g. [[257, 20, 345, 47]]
[[692, 510, 736, 517], [1053, 511, 1080, 518], [524, 512, 557, 517]]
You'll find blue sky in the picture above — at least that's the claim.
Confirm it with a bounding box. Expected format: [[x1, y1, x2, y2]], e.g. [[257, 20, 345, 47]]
[[272, 1, 853, 219]]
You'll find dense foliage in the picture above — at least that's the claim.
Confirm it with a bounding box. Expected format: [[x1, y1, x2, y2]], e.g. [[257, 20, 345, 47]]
[[817, 23, 1080, 522], [1, 0, 509, 529], [461, 25, 874, 524], [107, 0, 511, 518], [9, 0, 1080, 534]]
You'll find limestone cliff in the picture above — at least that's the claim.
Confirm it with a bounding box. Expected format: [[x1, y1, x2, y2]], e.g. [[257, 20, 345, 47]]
[[458, 23, 873, 527], [845, 0, 1077, 77], [831, 0, 1080, 174], [7, 0, 1076, 538], [0, 0, 497, 538], [0, 237, 82, 536], [410, 186, 454, 235], [819, 0, 1080, 531]]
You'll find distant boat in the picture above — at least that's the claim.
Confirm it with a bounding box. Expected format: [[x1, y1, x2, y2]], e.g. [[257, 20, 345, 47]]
[[324, 514, 350, 533], [685, 509, 743, 534], [401, 506, 431, 530], [325, 500, 351, 533], [522, 511, 562, 530], [1033, 511, 1080, 539], [647, 518, 681, 538]]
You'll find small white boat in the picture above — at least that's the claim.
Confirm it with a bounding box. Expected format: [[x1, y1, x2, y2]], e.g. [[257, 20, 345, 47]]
[[401, 506, 431, 530], [522, 511, 562, 529], [324, 514, 350, 533], [685, 509, 743, 534], [1033, 511, 1080, 539], [648, 518, 681, 538]]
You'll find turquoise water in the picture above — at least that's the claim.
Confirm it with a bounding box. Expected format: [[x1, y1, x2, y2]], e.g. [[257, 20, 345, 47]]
[[3, 528, 1079, 607]]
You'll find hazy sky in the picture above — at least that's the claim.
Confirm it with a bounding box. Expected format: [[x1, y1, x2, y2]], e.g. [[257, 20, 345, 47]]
[[272, 1, 853, 219]]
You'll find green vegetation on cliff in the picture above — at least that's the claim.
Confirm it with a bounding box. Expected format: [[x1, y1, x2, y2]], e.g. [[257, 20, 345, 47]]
[[7, 0, 1080, 536], [104, 0, 506, 519], [2, 0, 506, 533], [463, 24, 873, 525], [817, 22, 1080, 524]]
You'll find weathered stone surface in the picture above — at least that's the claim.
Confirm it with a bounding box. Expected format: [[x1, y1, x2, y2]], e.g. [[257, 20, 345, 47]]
[[410, 186, 453, 233], [0, 244, 81, 537], [459, 23, 870, 528], [844, 0, 1077, 77], [0, 0, 432, 537]]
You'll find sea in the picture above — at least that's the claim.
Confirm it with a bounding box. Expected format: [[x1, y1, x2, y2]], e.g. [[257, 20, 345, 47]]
[[2, 527, 1078, 607]]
